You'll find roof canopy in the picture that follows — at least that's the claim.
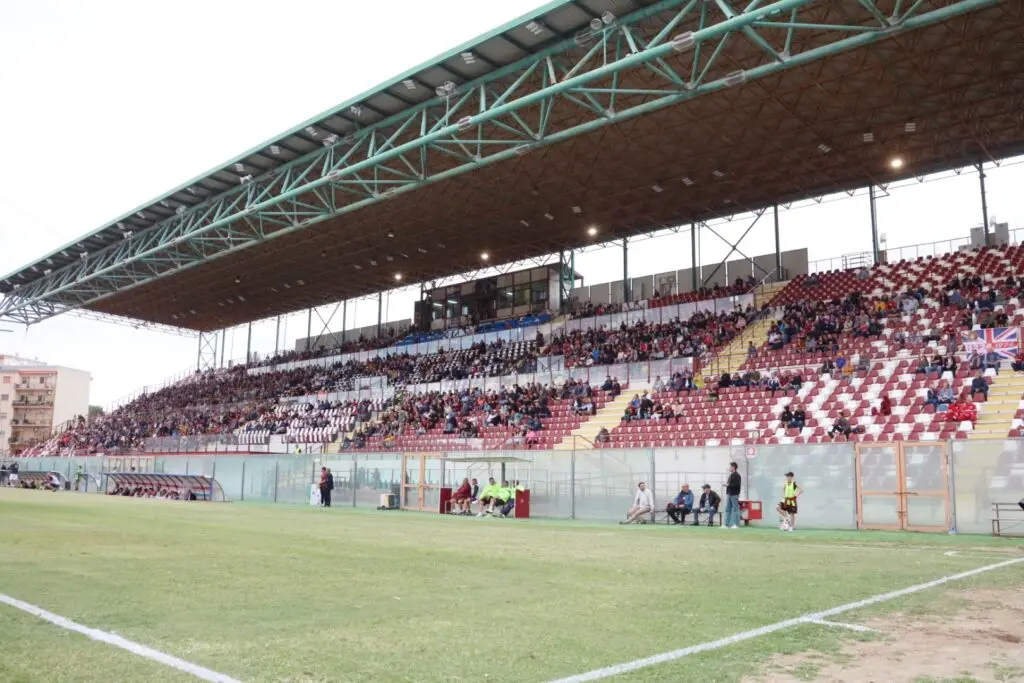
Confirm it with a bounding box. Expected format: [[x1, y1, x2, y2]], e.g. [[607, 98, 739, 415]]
[[1, 0, 1020, 331]]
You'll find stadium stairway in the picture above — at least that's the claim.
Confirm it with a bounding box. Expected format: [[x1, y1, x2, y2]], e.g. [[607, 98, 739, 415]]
[[754, 280, 788, 309], [703, 315, 778, 379], [970, 373, 1024, 439], [553, 390, 641, 450]]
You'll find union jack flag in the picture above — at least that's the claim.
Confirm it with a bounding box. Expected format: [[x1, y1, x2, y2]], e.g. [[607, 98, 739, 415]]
[[962, 327, 1020, 360]]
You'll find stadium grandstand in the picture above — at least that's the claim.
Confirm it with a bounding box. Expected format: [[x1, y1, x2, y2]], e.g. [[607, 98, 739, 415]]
[[2, 0, 1024, 463]]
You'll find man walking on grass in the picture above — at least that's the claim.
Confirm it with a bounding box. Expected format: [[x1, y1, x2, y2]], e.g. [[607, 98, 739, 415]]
[[724, 462, 742, 529]]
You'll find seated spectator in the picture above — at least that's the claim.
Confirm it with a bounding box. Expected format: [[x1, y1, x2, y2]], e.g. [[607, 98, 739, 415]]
[[1012, 350, 1024, 373], [476, 478, 500, 516], [652, 375, 666, 393], [789, 405, 806, 430], [970, 371, 989, 400], [873, 394, 892, 417], [828, 412, 852, 439], [747, 342, 758, 358], [693, 485, 721, 526], [494, 481, 515, 517], [780, 405, 793, 426], [666, 484, 694, 524], [620, 481, 654, 524], [450, 477, 472, 514], [596, 427, 611, 444], [936, 381, 955, 407]]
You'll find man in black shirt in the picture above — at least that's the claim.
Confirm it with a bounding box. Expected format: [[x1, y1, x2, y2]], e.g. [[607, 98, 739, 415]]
[[694, 485, 721, 526], [724, 461, 742, 529]]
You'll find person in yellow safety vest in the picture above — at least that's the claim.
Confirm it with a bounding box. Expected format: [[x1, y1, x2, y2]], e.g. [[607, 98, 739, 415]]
[[496, 481, 517, 517], [475, 478, 500, 517], [775, 471, 804, 531]]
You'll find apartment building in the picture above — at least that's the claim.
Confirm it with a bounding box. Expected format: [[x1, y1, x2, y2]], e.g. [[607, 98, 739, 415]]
[[0, 355, 91, 457]]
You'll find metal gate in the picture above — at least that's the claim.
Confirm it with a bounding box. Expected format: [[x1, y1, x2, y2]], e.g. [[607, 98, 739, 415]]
[[855, 442, 951, 532], [400, 453, 443, 512]]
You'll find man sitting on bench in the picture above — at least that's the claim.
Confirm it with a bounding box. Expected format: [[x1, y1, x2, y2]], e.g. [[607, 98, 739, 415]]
[[476, 478, 500, 517], [495, 481, 515, 517], [666, 484, 694, 524], [694, 485, 721, 526], [450, 477, 472, 514]]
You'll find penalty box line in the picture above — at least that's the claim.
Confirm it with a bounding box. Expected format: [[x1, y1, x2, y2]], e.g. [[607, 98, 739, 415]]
[[548, 556, 1024, 683], [0, 593, 243, 683]]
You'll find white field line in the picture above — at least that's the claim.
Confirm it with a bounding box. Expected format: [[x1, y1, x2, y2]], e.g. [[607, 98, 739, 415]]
[[0, 593, 243, 683], [548, 556, 1024, 683], [810, 619, 879, 634]]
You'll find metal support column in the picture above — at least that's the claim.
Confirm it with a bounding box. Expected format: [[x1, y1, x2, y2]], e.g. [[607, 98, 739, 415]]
[[690, 222, 698, 291], [773, 204, 782, 277], [622, 238, 630, 303], [219, 329, 226, 368], [377, 292, 383, 338], [978, 163, 990, 245], [196, 331, 218, 373], [274, 315, 281, 354], [306, 308, 313, 351], [245, 322, 252, 364], [868, 185, 880, 265], [341, 300, 347, 344]]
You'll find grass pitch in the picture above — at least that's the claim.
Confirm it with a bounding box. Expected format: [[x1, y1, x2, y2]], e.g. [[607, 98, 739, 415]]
[[1, 489, 1023, 683]]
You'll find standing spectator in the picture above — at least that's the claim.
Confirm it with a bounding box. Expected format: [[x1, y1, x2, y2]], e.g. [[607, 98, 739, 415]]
[[666, 484, 694, 524], [724, 462, 742, 529], [326, 468, 334, 507], [621, 482, 654, 524], [694, 484, 721, 526], [318, 467, 331, 507]]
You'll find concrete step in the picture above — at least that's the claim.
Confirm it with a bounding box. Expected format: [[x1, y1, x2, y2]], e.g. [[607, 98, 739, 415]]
[[554, 392, 637, 450]]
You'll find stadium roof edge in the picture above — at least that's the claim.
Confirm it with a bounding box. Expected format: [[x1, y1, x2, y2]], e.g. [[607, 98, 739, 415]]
[[0, 0, 576, 283]]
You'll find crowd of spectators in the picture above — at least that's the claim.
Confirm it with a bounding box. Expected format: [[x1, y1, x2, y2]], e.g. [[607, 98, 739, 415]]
[[550, 305, 759, 368]]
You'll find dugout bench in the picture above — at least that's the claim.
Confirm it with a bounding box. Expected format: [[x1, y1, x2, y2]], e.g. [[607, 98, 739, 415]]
[[650, 500, 762, 526], [991, 501, 1024, 537]]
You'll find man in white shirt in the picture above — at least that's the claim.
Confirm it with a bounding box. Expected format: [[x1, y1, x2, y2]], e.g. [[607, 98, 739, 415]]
[[620, 481, 654, 524]]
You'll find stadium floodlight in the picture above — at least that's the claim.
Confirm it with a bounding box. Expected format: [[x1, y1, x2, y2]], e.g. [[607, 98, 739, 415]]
[[601, 11, 615, 24], [889, 156, 905, 170], [587, 226, 598, 236], [724, 70, 746, 87], [524, 21, 544, 36], [671, 32, 695, 52], [589, 18, 602, 30], [394, 273, 403, 281], [481, 252, 489, 261], [443, 81, 456, 93]]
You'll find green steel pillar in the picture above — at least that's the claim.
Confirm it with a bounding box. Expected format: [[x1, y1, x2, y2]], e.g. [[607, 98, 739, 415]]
[[690, 222, 698, 291], [868, 185, 880, 265], [773, 204, 782, 277], [341, 300, 347, 345], [274, 315, 281, 354], [377, 292, 383, 338], [978, 163, 990, 245], [622, 238, 630, 303], [245, 322, 252, 364], [306, 308, 313, 351]]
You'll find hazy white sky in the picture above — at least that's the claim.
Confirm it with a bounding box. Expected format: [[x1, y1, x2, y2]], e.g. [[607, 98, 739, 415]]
[[1, 0, 1022, 407]]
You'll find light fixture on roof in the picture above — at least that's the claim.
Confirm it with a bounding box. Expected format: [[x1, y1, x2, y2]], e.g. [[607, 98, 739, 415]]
[[369, 260, 378, 266], [589, 18, 603, 30], [712, 170, 725, 178], [122, 229, 133, 238], [520, 219, 530, 227], [159, 200, 169, 208], [187, 186, 197, 195], [417, 247, 428, 254], [460, 52, 476, 65], [305, 126, 319, 137], [387, 232, 395, 238], [437, 242, 446, 249], [270, 145, 281, 155], [402, 79, 417, 90], [234, 163, 245, 172], [481, 252, 489, 261], [282, 283, 291, 289], [394, 273, 403, 281], [652, 184, 663, 193], [349, 105, 362, 117], [189, 309, 197, 315], [671, 31, 695, 52], [457, 116, 474, 132], [904, 121, 916, 133], [889, 156, 905, 170], [863, 132, 875, 143], [239, 174, 254, 185], [525, 20, 544, 35], [296, 279, 305, 286], [818, 143, 831, 153], [514, 143, 535, 156], [323, 133, 338, 147], [572, 206, 582, 214], [43, 268, 51, 275], [218, 301, 225, 307], [116, 222, 124, 229], [234, 276, 241, 284], [237, 295, 246, 302], [136, 211, 146, 219], [724, 71, 746, 87], [681, 177, 694, 187], [544, 213, 554, 220], [601, 11, 615, 24], [386, 255, 394, 262], [587, 226, 598, 237], [79, 251, 88, 260], [353, 265, 362, 271]]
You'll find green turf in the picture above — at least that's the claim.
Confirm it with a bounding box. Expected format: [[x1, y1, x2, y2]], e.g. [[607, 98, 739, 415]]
[[1, 489, 1022, 683]]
